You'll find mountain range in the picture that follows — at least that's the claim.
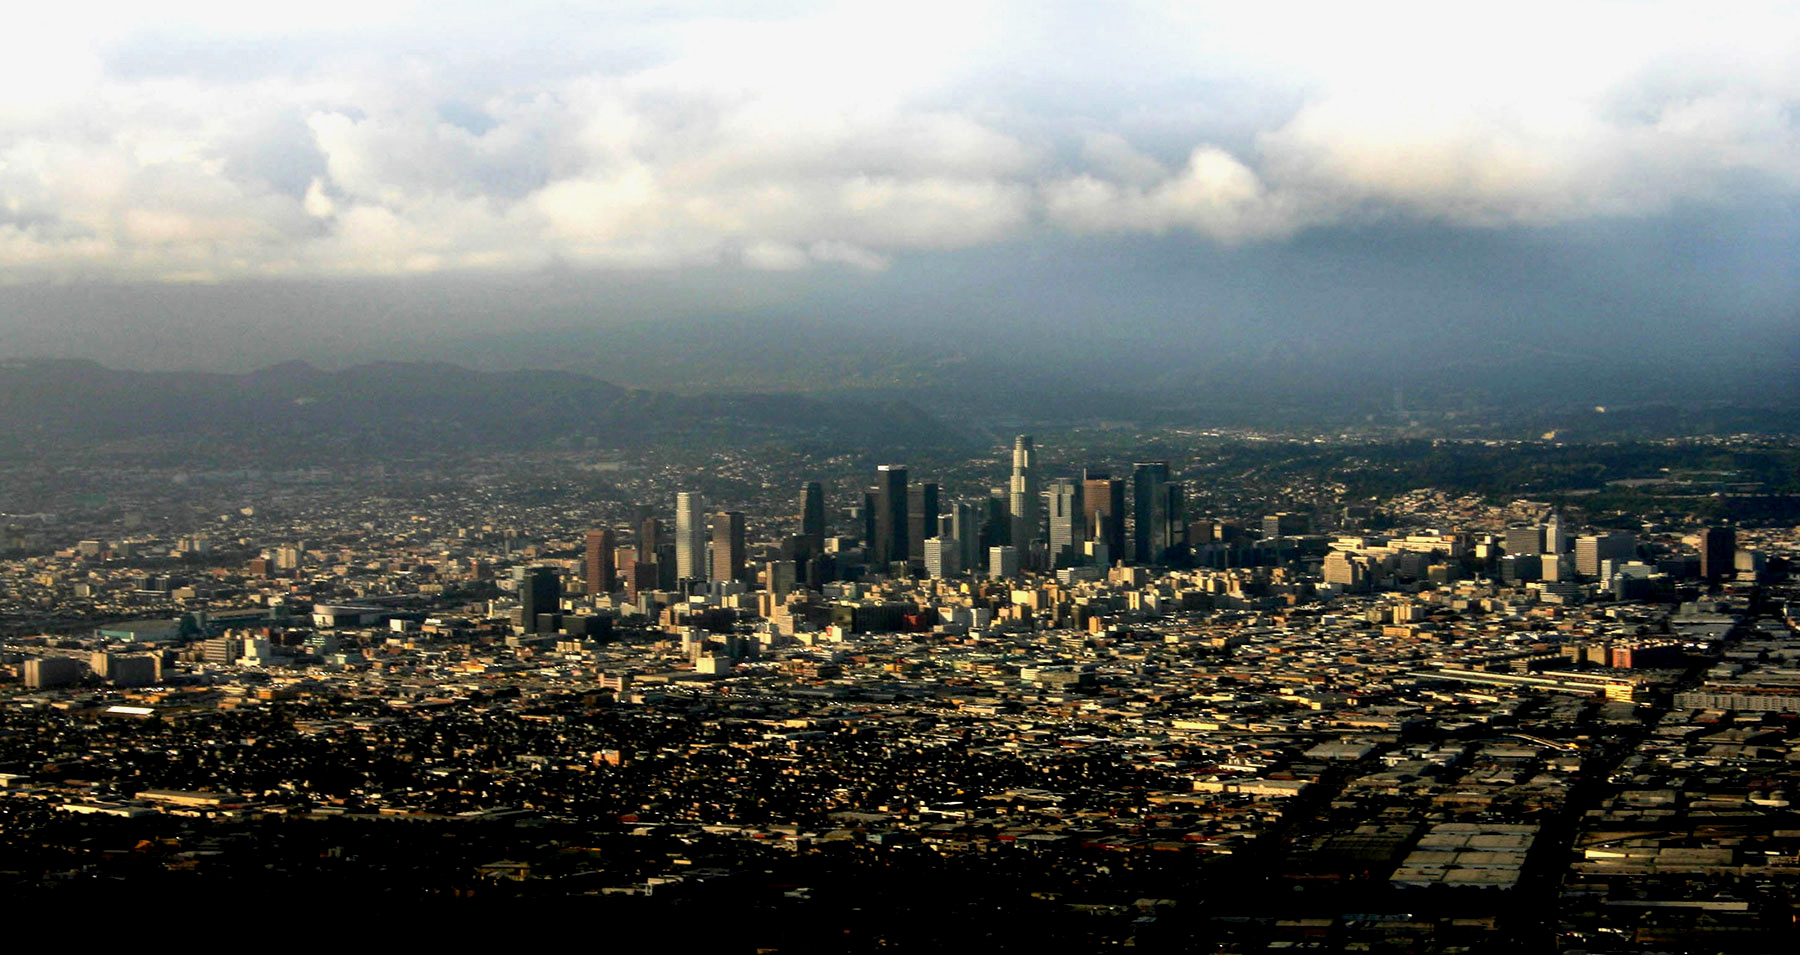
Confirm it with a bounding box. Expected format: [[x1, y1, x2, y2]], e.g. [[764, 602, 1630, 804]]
[[0, 359, 967, 460]]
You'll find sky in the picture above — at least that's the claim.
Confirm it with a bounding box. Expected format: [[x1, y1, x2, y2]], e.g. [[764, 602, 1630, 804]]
[[1, 1, 1796, 401]]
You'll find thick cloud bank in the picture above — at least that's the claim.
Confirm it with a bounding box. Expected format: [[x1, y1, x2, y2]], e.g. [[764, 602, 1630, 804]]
[[1, 1, 1795, 281]]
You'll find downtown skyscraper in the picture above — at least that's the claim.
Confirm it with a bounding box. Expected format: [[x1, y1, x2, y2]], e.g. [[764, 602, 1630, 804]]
[[711, 511, 746, 583], [1082, 470, 1126, 566], [907, 480, 939, 567], [675, 491, 707, 582], [871, 465, 908, 571], [1132, 461, 1181, 565], [1010, 435, 1039, 558], [584, 527, 615, 596], [514, 566, 560, 633], [1047, 477, 1084, 568], [799, 481, 826, 555]]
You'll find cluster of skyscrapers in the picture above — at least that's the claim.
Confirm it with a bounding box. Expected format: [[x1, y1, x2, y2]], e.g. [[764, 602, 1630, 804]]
[[554, 437, 1200, 614], [546, 442, 1751, 624]]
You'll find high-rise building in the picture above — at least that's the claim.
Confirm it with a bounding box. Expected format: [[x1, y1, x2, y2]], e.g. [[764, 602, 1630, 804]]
[[983, 490, 1008, 549], [675, 492, 707, 582], [1544, 512, 1567, 555], [1009, 436, 1039, 554], [872, 466, 908, 570], [1081, 471, 1125, 566], [1575, 532, 1636, 577], [1504, 524, 1544, 556], [654, 544, 677, 590], [861, 490, 877, 550], [951, 502, 982, 573], [1160, 483, 1184, 562], [622, 550, 658, 599], [1699, 526, 1736, 582], [907, 481, 939, 566], [710, 511, 746, 583], [1132, 461, 1179, 564], [924, 537, 957, 578], [585, 527, 616, 596], [1047, 477, 1084, 567], [615, 545, 637, 590], [639, 516, 664, 553], [24, 656, 82, 689], [989, 545, 1020, 580], [1262, 513, 1309, 539], [799, 482, 826, 555], [514, 566, 561, 633], [766, 560, 797, 598], [103, 654, 157, 687]]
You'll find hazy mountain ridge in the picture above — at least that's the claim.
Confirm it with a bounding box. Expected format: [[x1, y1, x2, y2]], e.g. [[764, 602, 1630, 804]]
[[0, 359, 969, 457]]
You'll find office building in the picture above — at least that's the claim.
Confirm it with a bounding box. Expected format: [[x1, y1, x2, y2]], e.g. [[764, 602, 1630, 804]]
[[861, 490, 877, 551], [1132, 462, 1180, 564], [1575, 533, 1636, 577], [675, 492, 707, 582], [872, 465, 908, 570], [1504, 524, 1544, 556], [982, 490, 1009, 551], [107, 654, 158, 687], [514, 566, 561, 633], [1699, 526, 1736, 582], [1009, 436, 1038, 556], [799, 482, 826, 555], [989, 545, 1020, 580], [907, 481, 939, 566], [1262, 512, 1309, 539], [1499, 553, 1543, 584], [951, 502, 982, 574], [710, 511, 746, 583], [766, 560, 797, 598], [1082, 471, 1125, 566], [924, 537, 957, 579], [1047, 477, 1084, 567], [622, 550, 658, 599], [24, 656, 82, 689], [585, 527, 615, 596]]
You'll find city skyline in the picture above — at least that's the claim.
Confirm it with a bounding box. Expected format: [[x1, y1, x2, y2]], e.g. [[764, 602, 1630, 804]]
[[1, 4, 1796, 939]]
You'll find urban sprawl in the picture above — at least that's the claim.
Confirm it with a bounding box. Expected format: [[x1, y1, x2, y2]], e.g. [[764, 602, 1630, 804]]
[[2, 433, 1797, 950]]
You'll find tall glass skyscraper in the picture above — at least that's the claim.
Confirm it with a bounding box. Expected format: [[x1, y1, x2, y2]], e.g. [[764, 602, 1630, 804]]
[[1047, 477, 1083, 567], [1132, 461, 1177, 564], [675, 491, 707, 582], [872, 465, 908, 569], [1009, 435, 1038, 555], [799, 481, 826, 555]]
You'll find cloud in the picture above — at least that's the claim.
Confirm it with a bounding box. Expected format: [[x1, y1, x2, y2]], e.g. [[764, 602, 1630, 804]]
[[1044, 147, 1294, 241], [0, 2, 1796, 282]]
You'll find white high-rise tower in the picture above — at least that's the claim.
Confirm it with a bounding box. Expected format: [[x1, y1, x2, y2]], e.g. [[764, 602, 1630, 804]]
[[676, 492, 707, 582]]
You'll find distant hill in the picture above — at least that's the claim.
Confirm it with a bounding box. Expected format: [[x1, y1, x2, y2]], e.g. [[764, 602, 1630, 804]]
[[0, 359, 972, 459]]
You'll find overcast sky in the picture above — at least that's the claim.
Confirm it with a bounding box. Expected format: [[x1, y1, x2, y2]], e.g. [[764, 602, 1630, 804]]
[[1, 1, 1796, 384]]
